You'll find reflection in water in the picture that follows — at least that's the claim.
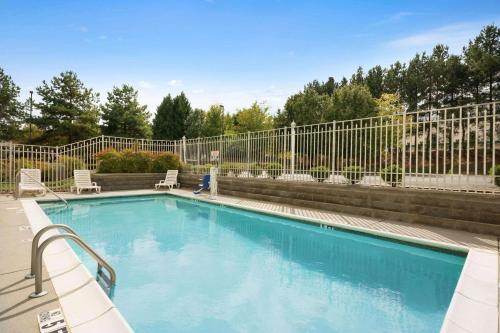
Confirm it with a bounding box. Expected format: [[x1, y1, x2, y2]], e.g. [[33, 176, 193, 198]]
[[42, 196, 464, 333]]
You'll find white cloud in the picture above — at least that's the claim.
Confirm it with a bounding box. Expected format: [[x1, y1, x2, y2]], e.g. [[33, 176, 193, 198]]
[[138, 80, 154, 89], [385, 21, 489, 52], [168, 79, 183, 87]]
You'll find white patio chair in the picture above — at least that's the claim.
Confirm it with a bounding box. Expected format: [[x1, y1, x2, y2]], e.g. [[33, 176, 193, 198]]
[[155, 170, 179, 190], [19, 169, 46, 196], [72, 170, 101, 194]]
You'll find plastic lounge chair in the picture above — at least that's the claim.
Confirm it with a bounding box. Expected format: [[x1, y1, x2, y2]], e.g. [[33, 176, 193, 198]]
[[19, 169, 46, 196], [194, 175, 210, 194], [71, 170, 101, 194], [155, 170, 179, 190]]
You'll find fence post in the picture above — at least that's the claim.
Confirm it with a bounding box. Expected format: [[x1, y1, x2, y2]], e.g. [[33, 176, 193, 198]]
[[182, 136, 187, 163], [331, 121, 336, 175], [8, 141, 13, 194], [291, 121, 296, 175], [197, 137, 200, 166], [401, 110, 407, 188], [247, 131, 250, 171]]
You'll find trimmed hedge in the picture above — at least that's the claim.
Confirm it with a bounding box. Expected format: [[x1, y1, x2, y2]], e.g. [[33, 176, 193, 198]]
[[96, 149, 182, 173], [490, 164, 500, 187]]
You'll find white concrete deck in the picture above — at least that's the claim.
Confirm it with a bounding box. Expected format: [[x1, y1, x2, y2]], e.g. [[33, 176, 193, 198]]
[[7, 189, 500, 332]]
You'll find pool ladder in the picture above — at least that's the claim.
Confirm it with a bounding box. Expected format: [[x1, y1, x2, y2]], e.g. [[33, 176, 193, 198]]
[[26, 224, 116, 298]]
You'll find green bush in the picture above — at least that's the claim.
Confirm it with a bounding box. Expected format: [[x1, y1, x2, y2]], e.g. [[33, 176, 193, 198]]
[[381, 164, 402, 186], [490, 164, 500, 186], [97, 150, 124, 173], [310, 166, 330, 180], [121, 150, 154, 173], [342, 165, 364, 184], [190, 164, 213, 174], [151, 152, 182, 173]]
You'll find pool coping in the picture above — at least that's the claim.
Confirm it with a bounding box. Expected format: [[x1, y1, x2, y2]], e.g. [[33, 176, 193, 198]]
[[24, 190, 498, 333]]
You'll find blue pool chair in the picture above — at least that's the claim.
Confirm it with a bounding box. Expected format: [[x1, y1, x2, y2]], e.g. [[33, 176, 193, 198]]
[[194, 175, 210, 194]]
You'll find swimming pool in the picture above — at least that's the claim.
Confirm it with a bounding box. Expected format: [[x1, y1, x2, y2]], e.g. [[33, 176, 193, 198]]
[[40, 194, 465, 333]]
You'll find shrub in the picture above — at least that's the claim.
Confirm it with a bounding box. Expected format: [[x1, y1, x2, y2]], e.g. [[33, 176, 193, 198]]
[[342, 165, 364, 184], [97, 149, 124, 173], [310, 166, 330, 180], [490, 164, 500, 187], [190, 164, 212, 174], [121, 150, 154, 173], [151, 152, 182, 173], [381, 164, 402, 186]]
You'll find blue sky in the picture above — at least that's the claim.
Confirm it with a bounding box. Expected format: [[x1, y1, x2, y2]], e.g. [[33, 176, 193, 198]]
[[0, 0, 498, 115]]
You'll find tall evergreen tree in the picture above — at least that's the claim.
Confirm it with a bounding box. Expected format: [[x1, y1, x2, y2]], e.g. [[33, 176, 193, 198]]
[[327, 84, 376, 121], [152, 94, 176, 139], [0, 67, 23, 140], [35, 71, 100, 144], [185, 108, 205, 138], [101, 84, 151, 138], [384, 61, 405, 95], [350, 66, 364, 85], [365, 65, 385, 98]]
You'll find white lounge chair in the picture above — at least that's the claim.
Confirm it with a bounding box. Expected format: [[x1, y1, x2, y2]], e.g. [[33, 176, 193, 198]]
[[19, 169, 46, 196], [71, 170, 101, 194], [155, 170, 179, 190]]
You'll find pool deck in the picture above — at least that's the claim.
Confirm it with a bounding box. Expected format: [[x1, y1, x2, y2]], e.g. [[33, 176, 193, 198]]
[[1, 189, 498, 332]]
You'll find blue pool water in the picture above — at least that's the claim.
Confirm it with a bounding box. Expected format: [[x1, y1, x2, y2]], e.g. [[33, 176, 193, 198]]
[[41, 195, 465, 333]]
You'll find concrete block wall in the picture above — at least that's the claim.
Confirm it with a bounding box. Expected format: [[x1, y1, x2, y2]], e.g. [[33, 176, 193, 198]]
[[179, 173, 500, 236], [91, 173, 167, 191]]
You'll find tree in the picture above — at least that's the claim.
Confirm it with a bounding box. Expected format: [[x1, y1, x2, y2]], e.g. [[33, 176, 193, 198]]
[[375, 93, 403, 116], [101, 84, 151, 138], [0, 67, 23, 140], [233, 102, 273, 133], [444, 55, 468, 105], [152, 94, 175, 139], [152, 92, 191, 140], [202, 104, 225, 137], [384, 61, 405, 94], [326, 84, 376, 121], [350, 66, 364, 85], [173, 92, 192, 136], [365, 65, 385, 98], [185, 108, 205, 138], [35, 71, 100, 144], [464, 25, 500, 149], [279, 87, 334, 126]]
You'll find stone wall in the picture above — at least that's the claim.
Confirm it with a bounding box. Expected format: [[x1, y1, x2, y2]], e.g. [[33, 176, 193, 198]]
[[179, 173, 500, 236], [91, 173, 167, 191]]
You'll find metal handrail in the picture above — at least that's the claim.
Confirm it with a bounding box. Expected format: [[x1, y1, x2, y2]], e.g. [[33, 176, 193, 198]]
[[25, 224, 77, 279], [29, 233, 116, 298], [16, 170, 69, 207]]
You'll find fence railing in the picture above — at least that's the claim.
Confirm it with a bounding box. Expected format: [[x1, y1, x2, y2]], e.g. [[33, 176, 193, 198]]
[[1, 102, 499, 194]]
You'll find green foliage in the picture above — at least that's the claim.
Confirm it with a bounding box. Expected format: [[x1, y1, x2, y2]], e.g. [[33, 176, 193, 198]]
[[262, 162, 282, 178], [97, 149, 124, 173], [152, 92, 191, 140], [203, 104, 225, 137], [101, 84, 151, 138], [381, 164, 402, 186], [97, 149, 181, 173], [151, 152, 182, 173], [35, 71, 100, 144], [233, 102, 274, 133], [327, 85, 376, 121], [190, 164, 213, 174], [185, 108, 205, 138], [365, 65, 385, 98], [342, 166, 364, 183], [489, 165, 500, 186], [0, 67, 23, 140], [310, 166, 330, 180], [278, 87, 334, 126]]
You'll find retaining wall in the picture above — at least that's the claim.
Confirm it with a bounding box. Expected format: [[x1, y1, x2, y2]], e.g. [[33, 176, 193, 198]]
[[179, 173, 500, 236]]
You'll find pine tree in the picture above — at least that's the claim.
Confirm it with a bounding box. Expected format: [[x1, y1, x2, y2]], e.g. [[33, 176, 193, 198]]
[[35, 71, 100, 144], [0, 67, 23, 140], [101, 84, 151, 138]]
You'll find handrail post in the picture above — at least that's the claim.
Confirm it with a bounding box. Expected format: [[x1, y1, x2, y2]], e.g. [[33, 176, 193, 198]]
[[30, 233, 116, 298], [25, 224, 77, 279]]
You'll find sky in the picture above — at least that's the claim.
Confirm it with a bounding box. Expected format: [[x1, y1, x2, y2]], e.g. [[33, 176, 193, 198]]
[[0, 0, 498, 116]]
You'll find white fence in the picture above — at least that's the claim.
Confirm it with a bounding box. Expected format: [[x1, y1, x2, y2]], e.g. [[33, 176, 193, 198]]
[[1, 102, 499, 194]]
